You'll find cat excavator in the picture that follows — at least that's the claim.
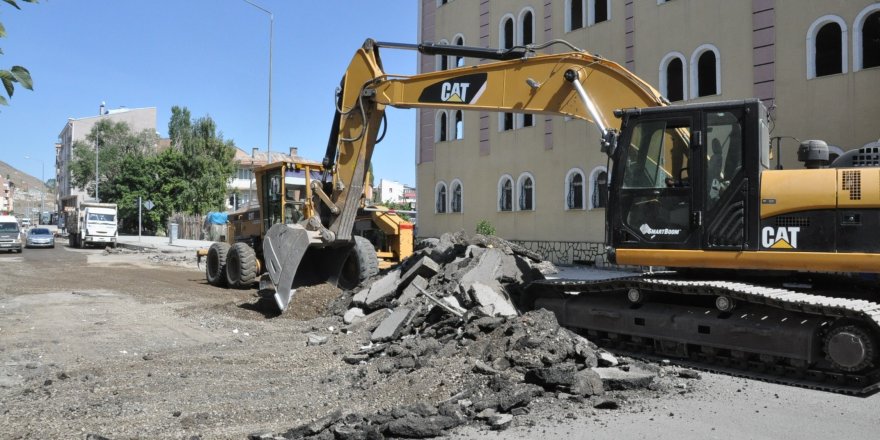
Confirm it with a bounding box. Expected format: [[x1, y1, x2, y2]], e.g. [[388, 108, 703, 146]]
[[259, 38, 880, 393]]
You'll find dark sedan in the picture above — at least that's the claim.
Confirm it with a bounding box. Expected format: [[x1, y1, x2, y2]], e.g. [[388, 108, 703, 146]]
[[26, 228, 55, 248]]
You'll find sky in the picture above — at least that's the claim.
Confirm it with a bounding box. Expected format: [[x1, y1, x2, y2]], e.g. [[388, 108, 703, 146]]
[[0, 0, 419, 186]]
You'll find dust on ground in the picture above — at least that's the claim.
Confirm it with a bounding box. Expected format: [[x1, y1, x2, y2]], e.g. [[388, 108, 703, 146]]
[[5, 236, 871, 439]]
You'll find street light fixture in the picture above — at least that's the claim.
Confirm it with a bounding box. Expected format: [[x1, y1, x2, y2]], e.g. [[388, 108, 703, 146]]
[[242, 0, 273, 156]]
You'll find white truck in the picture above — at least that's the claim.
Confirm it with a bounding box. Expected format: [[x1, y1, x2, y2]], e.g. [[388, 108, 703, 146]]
[[66, 202, 118, 248]]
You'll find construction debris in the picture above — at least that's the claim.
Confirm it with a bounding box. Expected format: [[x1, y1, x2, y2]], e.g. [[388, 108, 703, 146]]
[[267, 232, 667, 439]]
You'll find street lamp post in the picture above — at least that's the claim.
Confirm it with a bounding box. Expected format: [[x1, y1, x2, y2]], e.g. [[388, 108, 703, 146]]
[[243, 0, 273, 156], [24, 155, 45, 221], [95, 101, 104, 202]]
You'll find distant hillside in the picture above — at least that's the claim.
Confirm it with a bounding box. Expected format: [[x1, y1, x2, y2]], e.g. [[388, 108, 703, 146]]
[[0, 160, 49, 193]]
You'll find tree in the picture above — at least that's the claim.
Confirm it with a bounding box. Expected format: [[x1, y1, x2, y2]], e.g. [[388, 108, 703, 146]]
[[70, 119, 158, 197], [167, 106, 236, 215], [0, 0, 36, 108], [108, 149, 189, 234], [67, 106, 236, 233]]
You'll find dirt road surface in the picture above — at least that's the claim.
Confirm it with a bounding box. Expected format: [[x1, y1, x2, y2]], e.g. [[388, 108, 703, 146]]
[[1, 243, 877, 439]]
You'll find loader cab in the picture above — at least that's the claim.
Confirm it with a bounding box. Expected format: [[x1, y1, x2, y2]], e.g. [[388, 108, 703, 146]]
[[255, 160, 325, 236], [607, 99, 768, 261]]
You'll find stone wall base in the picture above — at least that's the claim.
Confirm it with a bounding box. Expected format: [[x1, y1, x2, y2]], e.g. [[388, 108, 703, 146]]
[[511, 240, 608, 267]]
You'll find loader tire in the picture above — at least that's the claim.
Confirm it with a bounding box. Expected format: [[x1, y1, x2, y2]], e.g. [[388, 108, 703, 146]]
[[226, 242, 257, 289], [206, 242, 231, 287], [338, 236, 379, 290]]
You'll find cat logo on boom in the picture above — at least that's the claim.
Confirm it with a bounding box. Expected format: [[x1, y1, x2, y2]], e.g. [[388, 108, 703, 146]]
[[418, 73, 487, 105], [441, 82, 471, 103], [761, 226, 800, 249]]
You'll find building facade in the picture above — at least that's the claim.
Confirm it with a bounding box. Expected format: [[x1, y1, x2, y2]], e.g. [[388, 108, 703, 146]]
[[56, 106, 158, 213], [376, 178, 417, 208], [1, 176, 13, 215], [417, 0, 880, 264]]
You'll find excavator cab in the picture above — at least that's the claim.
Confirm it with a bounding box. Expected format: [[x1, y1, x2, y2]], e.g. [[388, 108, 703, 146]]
[[607, 99, 768, 261]]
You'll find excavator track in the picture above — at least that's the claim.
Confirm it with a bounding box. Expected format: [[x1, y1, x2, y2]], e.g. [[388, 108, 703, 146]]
[[526, 275, 880, 395]]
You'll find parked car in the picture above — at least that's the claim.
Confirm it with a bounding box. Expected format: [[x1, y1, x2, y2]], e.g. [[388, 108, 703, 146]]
[[26, 228, 55, 248], [0, 215, 23, 253]]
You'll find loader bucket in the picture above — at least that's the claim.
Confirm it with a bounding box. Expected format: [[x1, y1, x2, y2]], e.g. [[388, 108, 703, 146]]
[[263, 223, 312, 312]]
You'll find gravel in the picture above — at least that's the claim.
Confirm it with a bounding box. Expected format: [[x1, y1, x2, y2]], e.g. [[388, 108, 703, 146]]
[[0, 233, 687, 439]]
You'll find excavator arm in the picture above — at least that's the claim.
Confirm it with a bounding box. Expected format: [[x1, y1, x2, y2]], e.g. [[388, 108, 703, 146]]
[[265, 38, 667, 312]]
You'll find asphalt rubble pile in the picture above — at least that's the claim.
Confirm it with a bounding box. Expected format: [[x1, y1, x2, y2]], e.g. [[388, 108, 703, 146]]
[[258, 232, 698, 440]]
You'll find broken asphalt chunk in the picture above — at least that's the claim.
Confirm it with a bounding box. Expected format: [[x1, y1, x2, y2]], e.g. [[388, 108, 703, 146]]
[[371, 307, 414, 343]]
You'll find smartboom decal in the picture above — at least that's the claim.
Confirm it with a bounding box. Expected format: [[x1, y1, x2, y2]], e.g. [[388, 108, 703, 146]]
[[418, 73, 487, 105], [639, 223, 681, 239]]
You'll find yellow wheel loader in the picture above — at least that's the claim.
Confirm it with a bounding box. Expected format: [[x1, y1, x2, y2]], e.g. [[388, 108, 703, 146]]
[[199, 157, 413, 294]]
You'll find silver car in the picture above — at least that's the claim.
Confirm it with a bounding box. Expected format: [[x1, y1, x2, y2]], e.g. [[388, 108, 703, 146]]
[[26, 228, 55, 248]]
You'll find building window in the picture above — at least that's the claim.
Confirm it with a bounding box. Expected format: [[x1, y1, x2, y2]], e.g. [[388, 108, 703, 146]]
[[659, 52, 686, 102], [453, 110, 463, 140], [435, 182, 447, 214], [498, 175, 513, 212], [518, 173, 535, 211], [589, 0, 610, 25], [453, 35, 466, 68], [236, 168, 253, 180], [589, 167, 608, 209], [690, 44, 720, 98], [501, 15, 515, 50], [515, 6, 534, 136], [450, 180, 463, 213], [436, 39, 449, 71], [807, 15, 848, 79], [816, 23, 843, 76], [565, 168, 585, 210], [519, 8, 534, 46], [855, 5, 880, 71], [437, 0, 448, 7], [696, 51, 717, 96], [566, 0, 585, 32], [436, 111, 448, 142], [499, 14, 517, 130], [500, 112, 514, 131]]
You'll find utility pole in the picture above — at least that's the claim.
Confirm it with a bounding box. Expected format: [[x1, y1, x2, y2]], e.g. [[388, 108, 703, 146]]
[[243, 0, 273, 156]]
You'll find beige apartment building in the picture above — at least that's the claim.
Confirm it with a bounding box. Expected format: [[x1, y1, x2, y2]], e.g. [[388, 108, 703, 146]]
[[416, 0, 880, 264], [56, 106, 158, 213]]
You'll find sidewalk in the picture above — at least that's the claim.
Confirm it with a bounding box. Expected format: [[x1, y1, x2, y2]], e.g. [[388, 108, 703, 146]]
[[116, 235, 216, 253]]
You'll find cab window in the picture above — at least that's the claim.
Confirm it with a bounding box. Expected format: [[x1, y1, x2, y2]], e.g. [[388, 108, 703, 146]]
[[623, 119, 691, 189]]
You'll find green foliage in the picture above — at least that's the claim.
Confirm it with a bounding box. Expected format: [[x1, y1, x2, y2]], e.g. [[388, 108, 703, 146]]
[[0, 0, 36, 108], [379, 201, 414, 221], [476, 219, 495, 236], [70, 119, 158, 195], [167, 106, 236, 215], [68, 106, 237, 233]]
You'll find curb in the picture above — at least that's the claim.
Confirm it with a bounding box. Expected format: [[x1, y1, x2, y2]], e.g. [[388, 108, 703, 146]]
[[116, 242, 158, 252]]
